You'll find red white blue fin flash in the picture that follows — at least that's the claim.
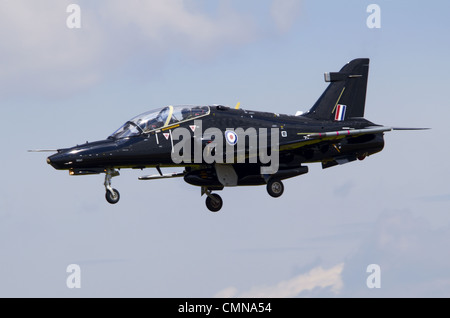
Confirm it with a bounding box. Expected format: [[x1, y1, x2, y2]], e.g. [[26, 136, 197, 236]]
[[335, 104, 347, 121]]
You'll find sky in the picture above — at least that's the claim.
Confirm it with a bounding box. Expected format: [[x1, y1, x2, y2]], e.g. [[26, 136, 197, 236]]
[[1, 0, 450, 297]]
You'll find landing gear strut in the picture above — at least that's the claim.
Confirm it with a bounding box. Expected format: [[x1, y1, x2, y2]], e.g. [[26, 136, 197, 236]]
[[104, 168, 120, 204], [202, 187, 223, 212]]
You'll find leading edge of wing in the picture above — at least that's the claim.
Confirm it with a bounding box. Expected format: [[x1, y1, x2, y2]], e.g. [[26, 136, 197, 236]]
[[280, 126, 393, 151]]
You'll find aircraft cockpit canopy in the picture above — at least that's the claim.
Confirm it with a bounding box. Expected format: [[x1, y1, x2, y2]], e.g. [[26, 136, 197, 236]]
[[109, 105, 210, 139]]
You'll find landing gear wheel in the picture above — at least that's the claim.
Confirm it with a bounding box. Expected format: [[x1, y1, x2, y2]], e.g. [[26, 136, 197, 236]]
[[267, 180, 284, 198], [105, 188, 120, 204], [205, 194, 223, 212], [104, 168, 120, 204]]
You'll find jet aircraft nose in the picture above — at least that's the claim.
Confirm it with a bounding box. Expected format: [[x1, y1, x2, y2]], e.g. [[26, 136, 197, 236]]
[[46, 139, 119, 170], [47, 153, 61, 169], [47, 151, 72, 170]]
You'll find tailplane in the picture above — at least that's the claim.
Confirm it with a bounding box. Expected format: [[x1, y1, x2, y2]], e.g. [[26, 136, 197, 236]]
[[305, 58, 370, 121]]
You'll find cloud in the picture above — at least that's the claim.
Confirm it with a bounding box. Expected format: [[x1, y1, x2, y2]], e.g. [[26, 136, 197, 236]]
[[215, 263, 344, 298], [217, 211, 450, 298], [270, 0, 302, 33], [104, 0, 256, 55], [340, 211, 450, 297], [0, 0, 256, 97], [0, 0, 106, 96]]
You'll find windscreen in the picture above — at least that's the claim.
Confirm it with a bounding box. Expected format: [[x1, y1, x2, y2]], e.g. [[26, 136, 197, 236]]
[[109, 105, 210, 139]]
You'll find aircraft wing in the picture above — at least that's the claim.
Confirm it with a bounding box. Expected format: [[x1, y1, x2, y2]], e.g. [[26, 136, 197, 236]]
[[280, 126, 393, 151]]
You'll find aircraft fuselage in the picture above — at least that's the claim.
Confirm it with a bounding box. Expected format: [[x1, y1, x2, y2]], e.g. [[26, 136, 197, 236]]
[[48, 106, 384, 174]]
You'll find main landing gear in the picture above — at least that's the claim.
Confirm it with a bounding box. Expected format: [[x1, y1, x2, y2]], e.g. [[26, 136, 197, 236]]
[[101, 170, 285, 209], [202, 187, 223, 212], [104, 168, 120, 204], [201, 180, 285, 213], [266, 179, 284, 198], [206, 194, 223, 212]]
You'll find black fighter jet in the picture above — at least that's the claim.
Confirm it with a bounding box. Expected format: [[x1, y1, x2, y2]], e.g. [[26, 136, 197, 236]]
[[40, 58, 425, 212]]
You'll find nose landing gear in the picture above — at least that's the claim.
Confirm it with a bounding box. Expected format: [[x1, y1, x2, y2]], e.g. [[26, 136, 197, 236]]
[[105, 188, 120, 204], [104, 168, 120, 204]]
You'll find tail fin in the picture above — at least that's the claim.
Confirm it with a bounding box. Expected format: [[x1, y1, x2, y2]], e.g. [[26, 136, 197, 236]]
[[305, 58, 370, 121]]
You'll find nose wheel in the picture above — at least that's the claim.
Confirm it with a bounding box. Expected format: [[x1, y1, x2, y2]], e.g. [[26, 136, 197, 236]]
[[105, 188, 120, 204], [104, 169, 120, 204]]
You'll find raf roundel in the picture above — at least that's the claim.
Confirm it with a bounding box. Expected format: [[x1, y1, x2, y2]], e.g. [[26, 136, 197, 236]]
[[225, 131, 238, 146]]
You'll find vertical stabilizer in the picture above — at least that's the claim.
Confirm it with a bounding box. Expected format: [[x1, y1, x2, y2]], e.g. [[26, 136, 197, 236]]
[[305, 58, 370, 121]]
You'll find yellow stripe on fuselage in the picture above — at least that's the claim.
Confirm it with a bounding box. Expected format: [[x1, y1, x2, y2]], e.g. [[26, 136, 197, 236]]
[[162, 124, 180, 131]]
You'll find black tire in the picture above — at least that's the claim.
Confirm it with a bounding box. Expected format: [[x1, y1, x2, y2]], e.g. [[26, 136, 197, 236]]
[[267, 180, 284, 198], [105, 188, 120, 204], [205, 194, 223, 212]]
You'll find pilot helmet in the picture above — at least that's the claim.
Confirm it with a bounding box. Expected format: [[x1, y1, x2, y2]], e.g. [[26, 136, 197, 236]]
[[181, 108, 192, 120]]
